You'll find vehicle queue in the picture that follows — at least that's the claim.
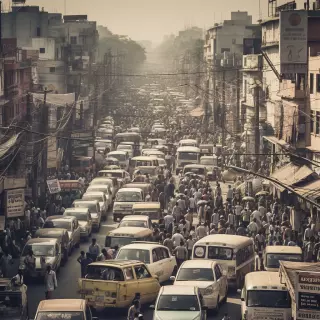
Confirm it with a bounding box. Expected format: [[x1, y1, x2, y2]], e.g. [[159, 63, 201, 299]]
[[1, 83, 312, 320]]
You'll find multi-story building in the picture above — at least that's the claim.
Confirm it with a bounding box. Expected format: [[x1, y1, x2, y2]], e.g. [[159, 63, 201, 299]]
[[204, 11, 260, 135]]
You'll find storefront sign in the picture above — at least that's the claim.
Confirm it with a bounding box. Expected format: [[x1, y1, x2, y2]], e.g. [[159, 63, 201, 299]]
[[47, 179, 61, 194], [6, 189, 25, 218]]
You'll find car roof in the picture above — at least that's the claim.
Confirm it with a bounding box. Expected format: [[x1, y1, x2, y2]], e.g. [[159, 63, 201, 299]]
[[132, 156, 156, 160], [83, 191, 105, 196], [265, 245, 302, 254], [117, 187, 143, 192], [99, 169, 125, 173], [64, 208, 89, 213], [37, 299, 86, 311], [195, 234, 253, 248], [73, 200, 99, 205], [108, 151, 127, 155], [177, 146, 200, 152], [161, 285, 197, 295], [108, 227, 152, 236], [118, 242, 166, 250], [87, 185, 110, 189], [90, 260, 142, 268], [245, 272, 287, 290], [121, 215, 149, 221], [180, 259, 216, 269], [35, 228, 66, 236], [179, 139, 197, 143], [132, 202, 160, 209], [26, 238, 58, 245], [184, 164, 206, 169]]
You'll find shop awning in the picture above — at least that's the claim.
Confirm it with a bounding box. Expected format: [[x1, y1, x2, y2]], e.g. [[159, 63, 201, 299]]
[[263, 135, 290, 148], [271, 163, 314, 192], [189, 107, 204, 117], [294, 179, 320, 201], [0, 133, 22, 159]]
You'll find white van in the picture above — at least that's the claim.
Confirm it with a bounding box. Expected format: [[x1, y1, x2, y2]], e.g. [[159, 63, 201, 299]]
[[178, 139, 198, 147], [107, 150, 129, 170], [241, 272, 292, 320], [175, 146, 200, 175]]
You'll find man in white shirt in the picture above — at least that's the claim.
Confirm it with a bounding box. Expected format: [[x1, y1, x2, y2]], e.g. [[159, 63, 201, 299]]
[[234, 204, 242, 227], [226, 185, 233, 202], [196, 223, 208, 239], [164, 213, 174, 231], [248, 218, 259, 235], [44, 265, 58, 299], [171, 230, 184, 247], [189, 196, 195, 213]]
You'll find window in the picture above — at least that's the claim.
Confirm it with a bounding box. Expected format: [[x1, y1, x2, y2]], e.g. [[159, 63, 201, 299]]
[[156, 248, 164, 260], [316, 111, 320, 134], [134, 265, 151, 279], [85, 306, 92, 320], [214, 265, 221, 280], [55, 244, 59, 255], [123, 267, 134, 280], [70, 36, 77, 45], [162, 248, 169, 259], [316, 74, 320, 92], [152, 249, 159, 262], [50, 67, 56, 73], [311, 110, 315, 133], [39, 48, 45, 54], [310, 73, 314, 94], [36, 27, 41, 37]]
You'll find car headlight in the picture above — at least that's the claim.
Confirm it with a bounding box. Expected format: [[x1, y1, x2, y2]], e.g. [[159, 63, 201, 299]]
[[203, 285, 214, 295]]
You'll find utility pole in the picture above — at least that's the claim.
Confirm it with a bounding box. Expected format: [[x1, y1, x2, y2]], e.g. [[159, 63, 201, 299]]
[[221, 69, 226, 167], [0, 1, 2, 57], [92, 71, 98, 166], [236, 69, 241, 134], [254, 85, 260, 172]]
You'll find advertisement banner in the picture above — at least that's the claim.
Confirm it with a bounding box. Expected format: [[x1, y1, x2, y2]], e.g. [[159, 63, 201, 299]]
[[47, 179, 61, 194], [6, 189, 25, 218], [280, 10, 308, 75], [249, 308, 285, 320]]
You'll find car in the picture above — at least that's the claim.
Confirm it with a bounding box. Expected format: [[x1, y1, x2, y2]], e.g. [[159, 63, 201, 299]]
[[72, 199, 102, 231], [34, 299, 97, 320], [86, 185, 113, 211], [82, 191, 109, 220], [63, 208, 92, 241], [90, 177, 119, 199], [97, 169, 131, 185], [20, 238, 62, 278], [79, 260, 160, 309], [151, 285, 207, 320], [116, 242, 177, 283], [34, 228, 71, 264], [170, 259, 228, 312], [118, 215, 153, 230], [43, 215, 81, 251]]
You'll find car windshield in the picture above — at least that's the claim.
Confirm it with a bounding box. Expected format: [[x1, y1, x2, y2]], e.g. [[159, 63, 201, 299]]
[[116, 192, 142, 202], [135, 160, 153, 166], [118, 220, 148, 228], [184, 168, 205, 175], [200, 159, 214, 165], [74, 203, 98, 213], [43, 220, 71, 230], [64, 212, 87, 221], [108, 154, 126, 161], [87, 187, 108, 194], [0, 294, 22, 320], [35, 312, 84, 320], [102, 172, 123, 178], [118, 146, 131, 151], [266, 253, 302, 268], [176, 268, 214, 281], [247, 290, 291, 308], [82, 194, 103, 202], [22, 244, 55, 257], [208, 246, 233, 260], [105, 236, 135, 248], [117, 249, 150, 264], [134, 210, 159, 219], [91, 179, 112, 186], [86, 265, 124, 281], [157, 295, 200, 311], [178, 152, 198, 160]]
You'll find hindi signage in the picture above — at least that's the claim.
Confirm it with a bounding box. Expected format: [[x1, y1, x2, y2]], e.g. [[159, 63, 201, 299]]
[[47, 179, 61, 194], [280, 10, 308, 75], [6, 189, 25, 218]]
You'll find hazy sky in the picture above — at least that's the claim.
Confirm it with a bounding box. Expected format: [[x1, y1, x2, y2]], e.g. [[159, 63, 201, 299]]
[[3, 0, 308, 42]]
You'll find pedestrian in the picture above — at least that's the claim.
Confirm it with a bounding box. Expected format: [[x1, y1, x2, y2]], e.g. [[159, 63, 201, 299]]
[[127, 300, 140, 320], [186, 235, 195, 259], [88, 238, 100, 261], [44, 265, 57, 299], [163, 233, 174, 252], [11, 267, 24, 286], [226, 185, 233, 203], [77, 251, 93, 278], [173, 241, 188, 267], [0, 250, 13, 278], [171, 230, 184, 248]]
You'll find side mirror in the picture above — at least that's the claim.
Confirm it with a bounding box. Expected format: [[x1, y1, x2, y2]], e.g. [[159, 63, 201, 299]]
[[149, 305, 155, 309], [170, 276, 175, 281]]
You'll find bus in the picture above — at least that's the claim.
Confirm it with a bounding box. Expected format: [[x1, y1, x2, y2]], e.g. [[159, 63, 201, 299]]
[[114, 132, 142, 156]]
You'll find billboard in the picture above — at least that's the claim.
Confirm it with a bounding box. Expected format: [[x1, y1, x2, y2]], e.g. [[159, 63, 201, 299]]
[[6, 189, 25, 218], [280, 10, 308, 75]]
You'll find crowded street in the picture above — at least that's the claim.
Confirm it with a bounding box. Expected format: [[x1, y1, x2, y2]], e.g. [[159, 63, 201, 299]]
[[1, 2, 320, 320]]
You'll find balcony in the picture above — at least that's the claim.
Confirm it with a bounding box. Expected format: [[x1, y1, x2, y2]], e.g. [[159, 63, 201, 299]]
[[278, 79, 305, 99]]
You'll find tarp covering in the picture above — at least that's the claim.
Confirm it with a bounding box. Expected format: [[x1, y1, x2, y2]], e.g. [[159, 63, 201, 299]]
[[271, 163, 314, 192], [189, 107, 204, 117], [0, 133, 22, 159], [294, 179, 320, 201], [33, 93, 75, 107]]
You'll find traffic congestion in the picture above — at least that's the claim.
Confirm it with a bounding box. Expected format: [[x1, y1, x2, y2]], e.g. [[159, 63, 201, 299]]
[[0, 82, 319, 320]]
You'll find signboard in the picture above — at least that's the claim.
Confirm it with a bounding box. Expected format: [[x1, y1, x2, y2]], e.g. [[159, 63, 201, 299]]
[[250, 308, 285, 320], [59, 180, 82, 190], [6, 189, 25, 218], [296, 271, 320, 320], [280, 10, 308, 75], [47, 179, 61, 194]]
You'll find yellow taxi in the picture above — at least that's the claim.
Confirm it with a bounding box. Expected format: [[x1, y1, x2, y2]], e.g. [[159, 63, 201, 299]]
[[79, 260, 160, 309]]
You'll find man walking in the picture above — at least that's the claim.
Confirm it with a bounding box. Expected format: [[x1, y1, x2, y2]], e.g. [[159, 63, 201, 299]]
[[44, 265, 57, 299]]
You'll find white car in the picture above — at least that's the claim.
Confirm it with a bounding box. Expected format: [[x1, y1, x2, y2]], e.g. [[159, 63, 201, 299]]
[[170, 260, 228, 312], [151, 285, 207, 320], [116, 242, 177, 283], [118, 215, 153, 230]]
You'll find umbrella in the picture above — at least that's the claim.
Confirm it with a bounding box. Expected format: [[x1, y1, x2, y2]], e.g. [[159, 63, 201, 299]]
[[197, 200, 208, 206], [242, 196, 255, 201], [256, 191, 269, 196]]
